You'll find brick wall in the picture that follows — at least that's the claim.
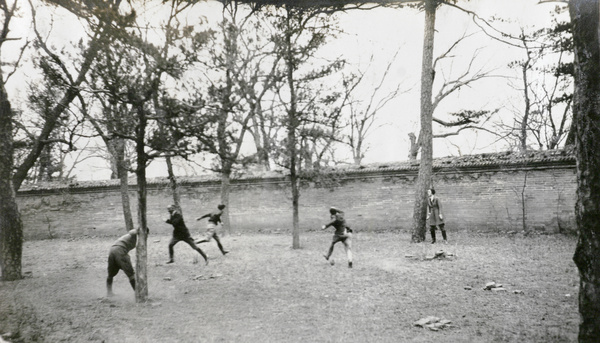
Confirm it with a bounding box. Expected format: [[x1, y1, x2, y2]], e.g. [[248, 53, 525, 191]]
[[16, 153, 577, 240]]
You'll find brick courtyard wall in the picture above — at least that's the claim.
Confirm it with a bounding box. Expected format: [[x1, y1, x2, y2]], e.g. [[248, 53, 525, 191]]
[[16, 151, 577, 240]]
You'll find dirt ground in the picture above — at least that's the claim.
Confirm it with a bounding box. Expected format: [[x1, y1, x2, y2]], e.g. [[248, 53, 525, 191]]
[[0, 231, 579, 343]]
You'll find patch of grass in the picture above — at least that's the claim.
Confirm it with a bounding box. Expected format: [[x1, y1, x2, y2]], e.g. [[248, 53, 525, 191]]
[[0, 231, 579, 342]]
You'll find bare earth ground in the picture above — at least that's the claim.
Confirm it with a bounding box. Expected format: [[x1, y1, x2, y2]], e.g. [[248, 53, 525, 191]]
[[0, 231, 578, 343]]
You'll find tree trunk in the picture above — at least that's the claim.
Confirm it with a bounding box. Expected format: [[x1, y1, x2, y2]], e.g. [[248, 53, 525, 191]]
[[116, 140, 134, 232], [285, 7, 301, 249], [411, 0, 436, 243], [12, 28, 106, 191], [0, 82, 23, 281], [220, 170, 232, 235], [569, 1, 600, 342], [165, 156, 181, 211], [134, 107, 149, 303], [520, 53, 532, 152]]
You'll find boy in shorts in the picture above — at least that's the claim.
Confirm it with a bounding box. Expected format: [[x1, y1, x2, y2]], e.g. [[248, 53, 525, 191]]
[[196, 204, 229, 255]]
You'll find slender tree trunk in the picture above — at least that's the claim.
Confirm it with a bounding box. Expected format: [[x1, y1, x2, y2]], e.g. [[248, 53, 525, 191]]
[[520, 55, 532, 152], [115, 140, 134, 232], [285, 7, 301, 249], [569, 1, 600, 342], [0, 82, 23, 281], [134, 107, 149, 303], [411, 0, 436, 243], [165, 156, 181, 210], [220, 170, 231, 235]]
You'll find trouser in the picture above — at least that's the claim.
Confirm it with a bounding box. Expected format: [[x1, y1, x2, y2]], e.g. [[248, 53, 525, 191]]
[[430, 224, 447, 242], [168, 236, 208, 262], [197, 227, 228, 255], [325, 234, 352, 262], [107, 246, 136, 293]]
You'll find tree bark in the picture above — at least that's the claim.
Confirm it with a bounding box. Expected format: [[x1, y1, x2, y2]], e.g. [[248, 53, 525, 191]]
[[166, 156, 181, 210], [569, 1, 600, 342], [220, 170, 232, 235], [116, 141, 134, 232], [134, 106, 149, 303], [285, 7, 301, 249], [0, 81, 23, 281], [411, 0, 436, 243]]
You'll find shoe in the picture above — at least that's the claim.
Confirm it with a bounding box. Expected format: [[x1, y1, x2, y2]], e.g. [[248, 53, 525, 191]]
[[166, 260, 174, 264], [222, 250, 230, 255], [323, 254, 329, 261], [431, 241, 436, 244], [348, 261, 353, 268]]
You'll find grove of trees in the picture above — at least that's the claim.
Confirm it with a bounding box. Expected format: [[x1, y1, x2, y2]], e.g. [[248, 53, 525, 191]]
[[3, 0, 600, 339]]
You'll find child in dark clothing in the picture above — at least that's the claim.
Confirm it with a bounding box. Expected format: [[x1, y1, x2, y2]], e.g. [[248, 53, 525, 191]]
[[165, 205, 208, 265], [322, 207, 353, 268], [196, 204, 229, 255], [107, 229, 138, 296]]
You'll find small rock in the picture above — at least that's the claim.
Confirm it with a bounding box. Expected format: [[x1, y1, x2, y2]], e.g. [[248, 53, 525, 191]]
[[484, 282, 497, 290], [163, 277, 172, 281], [404, 254, 415, 259], [513, 290, 524, 294], [153, 240, 161, 243], [414, 316, 440, 327], [464, 286, 472, 290], [565, 294, 571, 297], [492, 287, 507, 292]]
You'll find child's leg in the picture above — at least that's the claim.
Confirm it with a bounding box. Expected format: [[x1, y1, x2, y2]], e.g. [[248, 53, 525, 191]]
[[343, 237, 353, 267], [167, 237, 178, 263], [213, 234, 229, 255], [439, 224, 447, 241], [430, 226, 437, 243], [106, 276, 114, 296], [128, 276, 136, 290], [324, 242, 336, 260], [107, 250, 119, 296], [185, 238, 208, 264]]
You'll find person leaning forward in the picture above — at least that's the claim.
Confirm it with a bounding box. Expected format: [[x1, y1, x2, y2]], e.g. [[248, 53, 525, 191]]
[[107, 228, 138, 297], [165, 204, 208, 265]]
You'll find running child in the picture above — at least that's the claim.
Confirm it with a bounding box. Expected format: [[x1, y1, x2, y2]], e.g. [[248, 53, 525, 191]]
[[165, 204, 208, 265], [195, 204, 229, 255], [322, 206, 353, 268]]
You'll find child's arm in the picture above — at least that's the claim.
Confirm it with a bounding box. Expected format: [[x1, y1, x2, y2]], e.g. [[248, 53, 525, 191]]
[[322, 218, 336, 230], [196, 213, 210, 221]]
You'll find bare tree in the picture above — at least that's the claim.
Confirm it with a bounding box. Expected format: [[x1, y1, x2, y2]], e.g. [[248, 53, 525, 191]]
[[408, 31, 499, 160], [342, 48, 409, 165]]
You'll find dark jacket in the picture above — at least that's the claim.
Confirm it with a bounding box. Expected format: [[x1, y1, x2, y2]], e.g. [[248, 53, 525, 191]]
[[166, 211, 191, 239]]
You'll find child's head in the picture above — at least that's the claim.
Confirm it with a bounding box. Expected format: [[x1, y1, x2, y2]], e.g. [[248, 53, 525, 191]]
[[218, 204, 226, 210], [329, 207, 339, 215]]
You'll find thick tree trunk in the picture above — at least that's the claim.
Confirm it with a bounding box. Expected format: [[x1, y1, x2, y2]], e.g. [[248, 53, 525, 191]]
[[0, 83, 23, 281], [134, 108, 149, 303], [411, 0, 436, 243], [569, 1, 600, 342]]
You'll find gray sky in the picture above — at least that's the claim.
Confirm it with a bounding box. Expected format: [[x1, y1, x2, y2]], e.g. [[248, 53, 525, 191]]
[[7, 0, 567, 180]]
